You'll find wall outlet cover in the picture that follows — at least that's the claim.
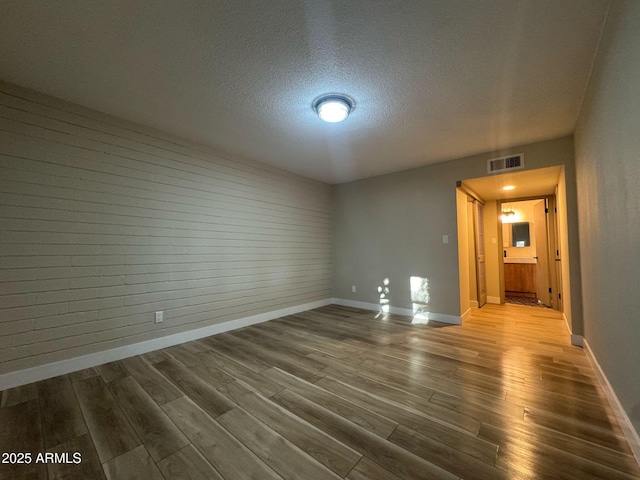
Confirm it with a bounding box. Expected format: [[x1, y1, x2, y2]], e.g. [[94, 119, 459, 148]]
[[155, 311, 164, 323]]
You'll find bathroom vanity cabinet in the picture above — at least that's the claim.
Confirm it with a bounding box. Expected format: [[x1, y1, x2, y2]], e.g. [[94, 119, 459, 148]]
[[504, 262, 536, 297]]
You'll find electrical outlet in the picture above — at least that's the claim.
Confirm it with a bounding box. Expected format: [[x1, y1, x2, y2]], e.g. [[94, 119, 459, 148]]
[[352, 285, 356, 293], [442, 235, 449, 244], [155, 311, 164, 324]]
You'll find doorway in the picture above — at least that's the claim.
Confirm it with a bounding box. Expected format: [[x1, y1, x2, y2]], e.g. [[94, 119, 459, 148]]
[[456, 165, 569, 320], [500, 197, 558, 309]]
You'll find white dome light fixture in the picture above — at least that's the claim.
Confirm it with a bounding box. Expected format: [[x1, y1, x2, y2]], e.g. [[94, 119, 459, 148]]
[[313, 94, 354, 123]]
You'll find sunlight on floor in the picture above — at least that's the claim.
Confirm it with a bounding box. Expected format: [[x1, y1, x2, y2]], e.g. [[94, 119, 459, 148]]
[[410, 276, 430, 324]]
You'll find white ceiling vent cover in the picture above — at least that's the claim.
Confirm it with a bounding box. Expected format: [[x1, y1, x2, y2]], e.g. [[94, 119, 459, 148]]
[[487, 154, 524, 174]]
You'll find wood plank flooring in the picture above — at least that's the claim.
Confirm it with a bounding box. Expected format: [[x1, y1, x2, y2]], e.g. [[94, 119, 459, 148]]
[[1, 304, 640, 479]]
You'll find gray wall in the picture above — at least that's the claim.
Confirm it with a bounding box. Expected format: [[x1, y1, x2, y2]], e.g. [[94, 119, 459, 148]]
[[574, 0, 640, 433], [333, 136, 579, 320], [0, 82, 332, 375]]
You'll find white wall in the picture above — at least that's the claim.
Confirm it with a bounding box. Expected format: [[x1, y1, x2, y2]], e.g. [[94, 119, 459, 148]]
[[0, 81, 332, 376], [574, 0, 640, 434]]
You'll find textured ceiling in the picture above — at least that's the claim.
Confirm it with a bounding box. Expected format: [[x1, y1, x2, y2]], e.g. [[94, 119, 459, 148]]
[[0, 1, 608, 184]]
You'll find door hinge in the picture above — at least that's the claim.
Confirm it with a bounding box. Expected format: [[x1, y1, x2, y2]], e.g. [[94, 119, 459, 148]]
[[556, 250, 559, 256], [554, 207, 557, 213], [548, 287, 552, 293], [545, 208, 549, 213], [558, 293, 562, 299]]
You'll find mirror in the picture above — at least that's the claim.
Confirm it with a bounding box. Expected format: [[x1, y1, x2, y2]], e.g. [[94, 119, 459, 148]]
[[511, 222, 530, 247]]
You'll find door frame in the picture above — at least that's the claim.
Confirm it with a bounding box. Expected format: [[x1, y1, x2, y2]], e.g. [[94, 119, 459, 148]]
[[456, 182, 486, 309], [498, 194, 561, 309]]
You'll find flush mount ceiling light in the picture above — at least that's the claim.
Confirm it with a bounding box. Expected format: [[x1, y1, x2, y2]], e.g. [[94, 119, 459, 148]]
[[502, 185, 515, 191], [313, 94, 354, 123]]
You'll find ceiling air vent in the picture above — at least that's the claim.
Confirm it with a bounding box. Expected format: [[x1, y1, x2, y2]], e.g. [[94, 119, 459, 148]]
[[487, 153, 524, 174]]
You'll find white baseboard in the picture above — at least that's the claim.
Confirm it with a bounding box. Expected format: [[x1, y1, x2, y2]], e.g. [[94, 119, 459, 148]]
[[487, 296, 501, 304], [583, 339, 640, 462], [0, 298, 332, 391], [331, 298, 462, 325], [563, 313, 581, 346], [563, 312, 573, 335]]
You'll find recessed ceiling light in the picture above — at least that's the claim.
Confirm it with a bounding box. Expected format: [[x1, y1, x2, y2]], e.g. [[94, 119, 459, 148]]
[[313, 94, 354, 123], [503, 185, 515, 191]]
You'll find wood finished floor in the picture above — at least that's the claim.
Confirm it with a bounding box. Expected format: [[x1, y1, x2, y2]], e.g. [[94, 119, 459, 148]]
[[2, 304, 640, 480]]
